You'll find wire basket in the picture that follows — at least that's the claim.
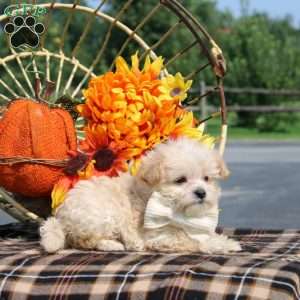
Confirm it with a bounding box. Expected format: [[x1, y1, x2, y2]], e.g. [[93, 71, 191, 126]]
[[0, 0, 228, 223]]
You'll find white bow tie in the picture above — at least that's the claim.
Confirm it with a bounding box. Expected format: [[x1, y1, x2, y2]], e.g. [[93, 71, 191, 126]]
[[144, 191, 218, 242]]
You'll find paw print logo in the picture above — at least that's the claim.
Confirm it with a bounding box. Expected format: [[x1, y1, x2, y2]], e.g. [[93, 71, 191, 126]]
[[4, 16, 45, 48]]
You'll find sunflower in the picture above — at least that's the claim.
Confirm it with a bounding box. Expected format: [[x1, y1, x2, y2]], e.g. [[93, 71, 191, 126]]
[[80, 124, 141, 176]]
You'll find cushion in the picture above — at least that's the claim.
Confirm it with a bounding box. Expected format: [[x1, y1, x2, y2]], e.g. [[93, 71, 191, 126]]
[[0, 227, 299, 300]]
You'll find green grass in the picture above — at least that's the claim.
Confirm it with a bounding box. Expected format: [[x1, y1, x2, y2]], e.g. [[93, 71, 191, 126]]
[[204, 113, 300, 140]]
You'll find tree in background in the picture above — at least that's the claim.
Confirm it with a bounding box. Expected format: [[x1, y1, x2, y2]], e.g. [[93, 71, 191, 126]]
[[106, 0, 231, 76], [219, 12, 300, 130]]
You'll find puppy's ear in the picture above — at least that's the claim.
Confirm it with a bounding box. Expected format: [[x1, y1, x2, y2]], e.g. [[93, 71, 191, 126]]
[[136, 151, 164, 186], [214, 151, 230, 179]]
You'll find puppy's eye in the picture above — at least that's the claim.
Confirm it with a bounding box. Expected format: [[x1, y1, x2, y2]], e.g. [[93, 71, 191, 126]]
[[204, 176, 210, 182], [174, 176, 187, 184]]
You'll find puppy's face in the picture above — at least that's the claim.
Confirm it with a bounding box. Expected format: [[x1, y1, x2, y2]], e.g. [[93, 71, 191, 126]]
[[136, 137, 229, 213]]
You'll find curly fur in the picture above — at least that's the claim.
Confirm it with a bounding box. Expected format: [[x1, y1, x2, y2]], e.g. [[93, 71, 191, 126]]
[[40, 137, 241, 254]]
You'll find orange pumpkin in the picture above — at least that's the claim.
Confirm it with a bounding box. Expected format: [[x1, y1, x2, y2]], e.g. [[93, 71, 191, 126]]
[[0, 99, 77, 197]]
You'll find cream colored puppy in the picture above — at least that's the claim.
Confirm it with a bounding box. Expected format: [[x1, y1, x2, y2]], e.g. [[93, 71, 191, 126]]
[[40, 137, 241, 254]]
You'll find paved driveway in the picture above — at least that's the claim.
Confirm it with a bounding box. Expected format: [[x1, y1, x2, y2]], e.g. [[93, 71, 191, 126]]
[[1, 141, 300, 229], [220, 141, 300, 229]]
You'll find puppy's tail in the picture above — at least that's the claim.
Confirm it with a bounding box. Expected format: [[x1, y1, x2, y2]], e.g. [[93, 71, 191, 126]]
[[40, 217, 65, 253]]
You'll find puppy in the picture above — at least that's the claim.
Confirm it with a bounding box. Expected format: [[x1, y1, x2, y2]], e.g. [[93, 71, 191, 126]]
[[40, 137, 241, 254]]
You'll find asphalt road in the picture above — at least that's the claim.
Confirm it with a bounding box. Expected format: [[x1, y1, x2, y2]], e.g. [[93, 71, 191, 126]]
[[1, 141, 300, 229], [220, 141, 300, 229]]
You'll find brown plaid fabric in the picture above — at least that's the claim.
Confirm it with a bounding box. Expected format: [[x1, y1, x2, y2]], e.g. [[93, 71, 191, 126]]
[[0, 228, 300, 300]]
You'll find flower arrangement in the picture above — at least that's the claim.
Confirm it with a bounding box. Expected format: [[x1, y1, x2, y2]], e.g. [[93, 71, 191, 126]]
[[52, 53, 215, 212]]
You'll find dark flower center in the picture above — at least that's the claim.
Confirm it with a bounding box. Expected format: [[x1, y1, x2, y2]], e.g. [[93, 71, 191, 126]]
[[64, 153, 89, 176], [170, 87, 181, 97], [93, 148, 116, 171]]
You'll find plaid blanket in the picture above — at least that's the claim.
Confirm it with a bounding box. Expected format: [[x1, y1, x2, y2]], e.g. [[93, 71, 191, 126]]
[[0, 228, 300, 300]]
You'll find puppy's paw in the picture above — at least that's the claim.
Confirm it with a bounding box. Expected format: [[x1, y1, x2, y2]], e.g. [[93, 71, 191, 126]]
[[223, 238, 242, 252], [145, 240, 168, 252], [121, 229, 145, 251], [96, 240, 125, 251], [200, 235, 241, 254], [124, 238, 144, 251]]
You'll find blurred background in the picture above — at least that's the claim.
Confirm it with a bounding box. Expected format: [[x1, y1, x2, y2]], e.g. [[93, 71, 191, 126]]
[[0, 0, 299, 228]]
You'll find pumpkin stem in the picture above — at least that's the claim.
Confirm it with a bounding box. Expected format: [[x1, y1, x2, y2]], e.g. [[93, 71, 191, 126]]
[[43, 81, 55, 101], [34, 78, 41, 101]]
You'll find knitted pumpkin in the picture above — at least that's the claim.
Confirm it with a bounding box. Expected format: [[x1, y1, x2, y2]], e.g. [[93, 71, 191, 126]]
[[0, 99, 77, 197]]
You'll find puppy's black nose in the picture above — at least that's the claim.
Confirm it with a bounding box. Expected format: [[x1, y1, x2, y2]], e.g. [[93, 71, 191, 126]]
[[194, 188, 206, 200]]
